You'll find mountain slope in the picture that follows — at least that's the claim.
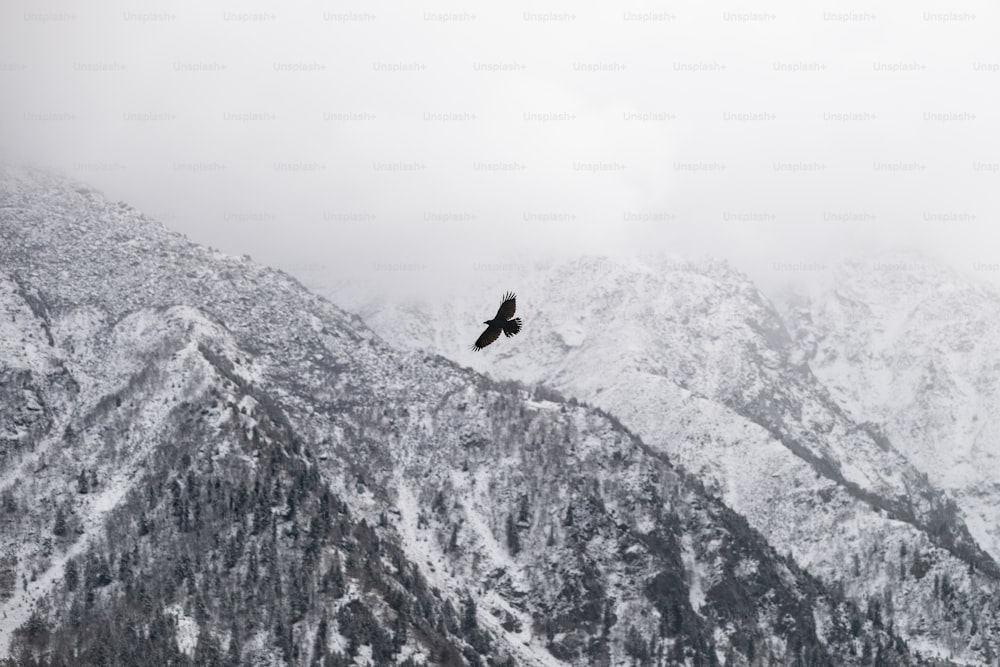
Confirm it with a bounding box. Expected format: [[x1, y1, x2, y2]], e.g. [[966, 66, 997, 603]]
[[325, 256, 1000, 665], [0, 167, 922, 665], [779, 255, 1000, 573]]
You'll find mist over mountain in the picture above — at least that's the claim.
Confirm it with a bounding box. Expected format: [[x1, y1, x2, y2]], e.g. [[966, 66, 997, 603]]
[[0, 167, 949, 666]]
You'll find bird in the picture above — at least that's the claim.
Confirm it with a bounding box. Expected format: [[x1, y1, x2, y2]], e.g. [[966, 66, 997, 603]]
[[472, 292, 521, 351]]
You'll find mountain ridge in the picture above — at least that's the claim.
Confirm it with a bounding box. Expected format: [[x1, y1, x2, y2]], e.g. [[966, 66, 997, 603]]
[[0, 166, 927, 665]]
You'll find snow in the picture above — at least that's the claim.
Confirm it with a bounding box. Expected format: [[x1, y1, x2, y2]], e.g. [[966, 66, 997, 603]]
[[552, 321, 586, 348], [394, 477, 567, 666], [0, 294, 258, 657], [0, 479, 131, 656], [524, 399, 559, 411], [0, 274, 59, 373], [783, 254, 1000, 562], [679, 533, 706, 614], [324, 252, 1000, 663], [165, 603, 199, 657], [3, 167, 998, 664], [353, 644, 372, 665]]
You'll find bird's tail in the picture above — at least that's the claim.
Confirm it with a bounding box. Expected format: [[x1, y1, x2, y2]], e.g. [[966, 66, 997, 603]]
[[503, 318, 522, 337]]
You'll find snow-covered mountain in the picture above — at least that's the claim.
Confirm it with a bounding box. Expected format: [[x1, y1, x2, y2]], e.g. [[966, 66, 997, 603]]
[[325, 256, 1000, 665], [0, 166, 927, 665], [779, 254, 1000, 575]]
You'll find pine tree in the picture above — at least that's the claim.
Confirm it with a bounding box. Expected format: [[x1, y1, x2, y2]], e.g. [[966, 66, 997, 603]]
[[312, 614, 329, 666], [517, 494, 530, 524], [53, 505, 67, 537], [505, 514, 520, 555], [1, 489, 15, 513], [64, 558, 79, 591], [226, 627, 242, 667], [462, 596, 477, 634]]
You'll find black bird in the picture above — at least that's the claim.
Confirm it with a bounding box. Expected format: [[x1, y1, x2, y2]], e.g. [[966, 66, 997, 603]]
[[472, 292, 521, 351]]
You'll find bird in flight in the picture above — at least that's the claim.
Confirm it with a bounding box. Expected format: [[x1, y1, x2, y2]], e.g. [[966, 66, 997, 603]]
[[472, 292, 522, 351]]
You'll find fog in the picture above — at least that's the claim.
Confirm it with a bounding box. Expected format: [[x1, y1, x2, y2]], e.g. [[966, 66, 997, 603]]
[[2, 0, 998, 295]]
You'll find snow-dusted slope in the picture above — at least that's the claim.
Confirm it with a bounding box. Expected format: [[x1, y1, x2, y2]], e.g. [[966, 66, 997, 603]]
[[0, 167, 921, 665], [327, 255, 1000, 664], [780, 255, 1000, 570]]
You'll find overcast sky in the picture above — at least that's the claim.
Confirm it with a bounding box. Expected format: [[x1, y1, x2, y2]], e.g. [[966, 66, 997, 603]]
[[1, 0, 998, 295]]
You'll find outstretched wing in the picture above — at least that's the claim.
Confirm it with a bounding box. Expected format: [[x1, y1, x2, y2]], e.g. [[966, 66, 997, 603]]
[[494, 292, 516, 320], [472, 325, 502, 351]]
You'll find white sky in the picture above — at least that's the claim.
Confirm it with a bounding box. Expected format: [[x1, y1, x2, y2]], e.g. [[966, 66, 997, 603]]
[[1, 0, 998, 295]]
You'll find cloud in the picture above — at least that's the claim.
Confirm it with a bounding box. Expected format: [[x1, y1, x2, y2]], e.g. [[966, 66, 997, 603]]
[[2, 0, 997, 294]]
